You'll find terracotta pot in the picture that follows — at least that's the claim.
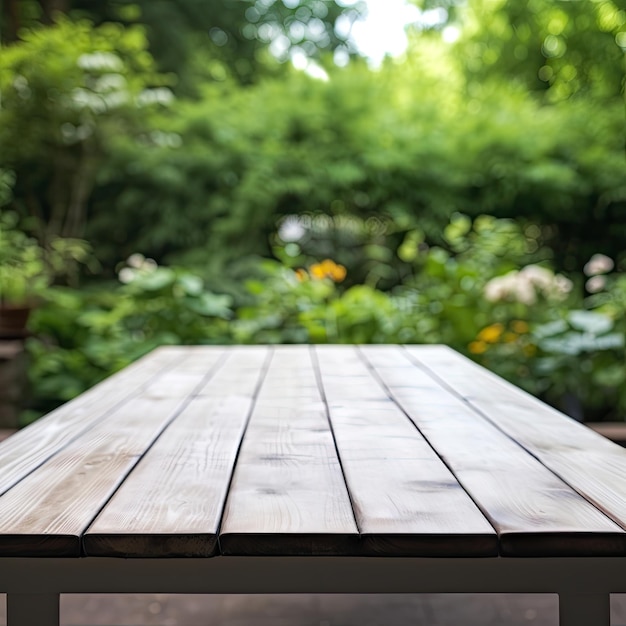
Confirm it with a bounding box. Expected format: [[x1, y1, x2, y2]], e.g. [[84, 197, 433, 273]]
[[0, 304, 32, 339]]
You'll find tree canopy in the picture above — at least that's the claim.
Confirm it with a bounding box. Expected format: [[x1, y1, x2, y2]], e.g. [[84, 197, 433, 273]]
[[1, 0, 624, 268], [2, 0, 365, 88]]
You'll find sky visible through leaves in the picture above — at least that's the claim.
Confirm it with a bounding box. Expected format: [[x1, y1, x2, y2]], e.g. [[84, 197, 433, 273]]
[[344, 0, 440, 64]]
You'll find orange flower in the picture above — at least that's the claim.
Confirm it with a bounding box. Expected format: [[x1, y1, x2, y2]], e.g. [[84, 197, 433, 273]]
[[294, 268, 308, 282]]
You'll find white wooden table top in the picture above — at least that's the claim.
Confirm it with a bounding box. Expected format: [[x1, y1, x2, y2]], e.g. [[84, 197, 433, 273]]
[[1, 344, 625, 559]]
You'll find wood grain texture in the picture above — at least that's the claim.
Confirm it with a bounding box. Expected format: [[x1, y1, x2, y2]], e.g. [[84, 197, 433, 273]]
[[315, 345, 497, 557], [4, 343, 625, 562], [219, 346, 359, 556], [367, 345, 626, 556], [0, 350, 222, 557], [0, 346, 191, 498], [404, 345, 626, 540], [84, 347, 270, 557]]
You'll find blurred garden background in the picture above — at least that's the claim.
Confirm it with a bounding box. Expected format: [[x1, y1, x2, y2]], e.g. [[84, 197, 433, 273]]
[[0, 0, 625, 426]]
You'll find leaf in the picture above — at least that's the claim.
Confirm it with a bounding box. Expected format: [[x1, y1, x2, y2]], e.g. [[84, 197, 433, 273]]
[[533, 319, 568, 339], [245, 280, 266, 295], [592, 365, 626, 387], [540, 331, 624, 356], [568, 310, 613, 335], [185, 293, 233, 318], [364, 244, 393, 262], [133, 267, 176, 291], [178, 274, 204, 296], [592, 333, 625, 351]]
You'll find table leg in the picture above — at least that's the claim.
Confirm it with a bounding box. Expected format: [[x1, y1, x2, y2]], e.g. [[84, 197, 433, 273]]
[[7, 593, 60, 626], [559, 593, 610, 626]]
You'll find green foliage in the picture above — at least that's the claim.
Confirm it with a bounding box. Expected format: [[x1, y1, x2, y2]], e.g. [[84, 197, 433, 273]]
[[234, 260, 338, 344], [471, 252, 626, 422], [272, 213, 414, 291], [4, 0, 365, 90], [0, 17, 170, 240], [0, 210, 91, 305], [111, 1, 363, 86], [232, 213, 626, 422], [25, 256, 233, 418], [423, 0, 626, 101], [236, 214, 552, 347], [4, 15, 623, 274], [479, 310, 626, 423], [3, 3, 626, 427], [233, 259, 424, 345], [20, 214, 626, 424], [0, 212, 48, 303], [402, 214, 553, 346], [89, 64, 406, 269], [80, 51, 625, 274]]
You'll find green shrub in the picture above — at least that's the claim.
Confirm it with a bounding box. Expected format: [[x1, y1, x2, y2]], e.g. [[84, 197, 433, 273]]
[[0, 17, 171, 242], [24, 256, 232, 421], [22, 215, 626, 424]]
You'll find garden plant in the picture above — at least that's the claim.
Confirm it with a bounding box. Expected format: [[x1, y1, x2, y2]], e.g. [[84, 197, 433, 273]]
[[0, 0, 624, 425]]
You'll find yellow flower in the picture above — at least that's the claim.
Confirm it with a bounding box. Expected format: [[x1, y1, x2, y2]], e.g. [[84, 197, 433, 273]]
[[294, 268, 308, 282], [503, 332, 518, 343], [308, 259, 346, 282], [321, 259, 336, 274], [477, 323, 504, 343], [330, 263, 347, 282], [469, 340, 488, 354], [511, 320, 529, 334], [309, 263, 326, 280]]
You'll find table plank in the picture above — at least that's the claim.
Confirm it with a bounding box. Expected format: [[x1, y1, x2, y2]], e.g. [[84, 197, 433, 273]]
[[372, 345, 626, 556], [219, 346, 359, 556], [3, 343, 624, 563], [314, 345, 497, 557], [0, 346, 188, 498], [84, 347, 270, 557], [0, 348, 224, 557]]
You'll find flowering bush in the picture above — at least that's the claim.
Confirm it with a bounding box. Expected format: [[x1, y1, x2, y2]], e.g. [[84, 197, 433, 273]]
[[471, 249, 626, 421], [20, 222, 626, 425], [297, 259, 347, 283], [584, 254, 615, 292], [23, 255, 232, 421], [484, 265, 572, 305]]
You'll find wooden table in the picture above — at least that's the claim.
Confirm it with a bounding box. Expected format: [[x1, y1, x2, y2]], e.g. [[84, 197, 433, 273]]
[[1, 345, 626, 626]]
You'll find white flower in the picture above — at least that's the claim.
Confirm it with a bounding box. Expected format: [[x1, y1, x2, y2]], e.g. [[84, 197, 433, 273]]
[[278, 217, 306, 243], [585, 275, 606, 293], [554, 275, 573, 297], [519, 265, 553, 290], [484, 272, 516, 302], [118, 268, 136, 284], [484, 265, 571, 304], [514, 278, 537, 305], [127, 253, 145, 269], [584, 254, 614, 277]]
